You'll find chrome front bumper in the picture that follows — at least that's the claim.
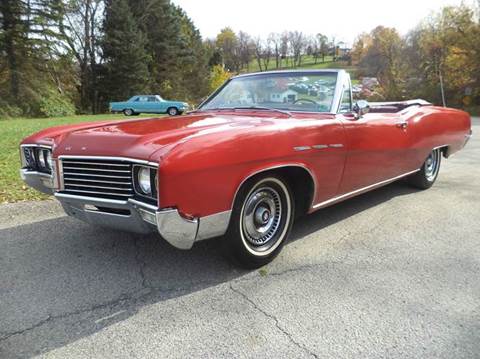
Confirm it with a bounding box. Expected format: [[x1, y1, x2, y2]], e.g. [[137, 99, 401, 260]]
[[56, 193, 230, 250], [20, 170, 231, 250]]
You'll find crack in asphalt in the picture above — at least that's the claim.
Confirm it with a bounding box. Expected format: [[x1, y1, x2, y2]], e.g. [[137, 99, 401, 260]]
[[0, 239, 155, 344], [0, 210, 400, 345], [0, 316, 52, 343], [0, 290, 144, 343], [229, 283, 320, 359], [134, 238, 150, 289]]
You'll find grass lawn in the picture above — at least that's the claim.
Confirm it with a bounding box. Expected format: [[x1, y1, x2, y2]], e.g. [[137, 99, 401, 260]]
[[242, 55, 358, 79], [0, 114, 153, 203]]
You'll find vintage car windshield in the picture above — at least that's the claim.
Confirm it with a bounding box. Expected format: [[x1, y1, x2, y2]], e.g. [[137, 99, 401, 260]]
[[200, 72, 338, 113]]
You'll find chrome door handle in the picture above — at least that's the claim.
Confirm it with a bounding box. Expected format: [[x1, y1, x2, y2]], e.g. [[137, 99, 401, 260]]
[[396, 121, 408, 129]]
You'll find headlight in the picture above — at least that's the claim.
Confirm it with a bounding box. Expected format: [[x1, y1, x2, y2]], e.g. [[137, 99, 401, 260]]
[[29, 147, 53, 173], [134, 165, 158, 201], [46, 151, 53, 169], [37, 149, 46, 168], [138, 167, 152, 195], [21, 146, 53, 173]]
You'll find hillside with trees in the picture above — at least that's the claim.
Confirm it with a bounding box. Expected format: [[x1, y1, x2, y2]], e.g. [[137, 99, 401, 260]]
[[0, 0, 210, 118], [351, 5, 480, 110], [0, 1, 479, 118]]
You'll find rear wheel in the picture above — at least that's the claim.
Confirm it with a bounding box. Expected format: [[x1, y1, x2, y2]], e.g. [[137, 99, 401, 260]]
[[407, 148, 442, 189], [225, 175, 294, 268], [167, 107, 179, 116], [123, 108, 134, 116]]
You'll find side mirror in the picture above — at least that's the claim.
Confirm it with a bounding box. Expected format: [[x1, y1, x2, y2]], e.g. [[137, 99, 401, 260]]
[[353, 100, 370, 118]]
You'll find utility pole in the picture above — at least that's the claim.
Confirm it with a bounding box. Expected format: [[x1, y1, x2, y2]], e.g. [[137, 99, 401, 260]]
[[438, 65, 446, 107], [433, 47, 446, 107]]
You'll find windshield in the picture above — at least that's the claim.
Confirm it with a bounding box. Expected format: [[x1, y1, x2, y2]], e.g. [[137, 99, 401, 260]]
[[200, 72, 338, 113]]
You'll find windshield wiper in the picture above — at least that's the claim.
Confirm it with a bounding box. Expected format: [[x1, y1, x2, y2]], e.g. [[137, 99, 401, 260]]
[[230, 106, 292, 118]]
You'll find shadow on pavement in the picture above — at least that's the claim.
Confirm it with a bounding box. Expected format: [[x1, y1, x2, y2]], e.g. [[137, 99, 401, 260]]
[[0, 180, 419, 357]]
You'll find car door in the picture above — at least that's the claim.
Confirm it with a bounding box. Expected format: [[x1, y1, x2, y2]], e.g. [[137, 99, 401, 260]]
[[156, 96, 169, 113], [338, 108, 417, 195], [133, 96, 149, 113], [149, 95, 168, 113]]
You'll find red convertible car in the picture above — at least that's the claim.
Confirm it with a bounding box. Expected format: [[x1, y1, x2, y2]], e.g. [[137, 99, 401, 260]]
[[20, 70, 472, 267]]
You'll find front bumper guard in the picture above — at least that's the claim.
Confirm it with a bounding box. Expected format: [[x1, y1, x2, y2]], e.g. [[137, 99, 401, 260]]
[[53, 192, 230, 250], [20, 169, 55, 195]]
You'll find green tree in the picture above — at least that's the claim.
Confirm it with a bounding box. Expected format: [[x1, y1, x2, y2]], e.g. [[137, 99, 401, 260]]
[[354, 26, 407, 100], [102, 0, 149, 101], [216, 27, 239, 72], [167, 5, 209, 102], [209, 64, 231, 92], [126, 0, 209, 102], [0, 0, 71, 117], [0, 0, 27, 101], [405, 5, 480, 107], [57, 0, 104, 113]]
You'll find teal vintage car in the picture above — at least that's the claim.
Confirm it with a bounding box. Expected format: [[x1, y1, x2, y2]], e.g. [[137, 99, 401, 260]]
[[109, 95, 189, 116]]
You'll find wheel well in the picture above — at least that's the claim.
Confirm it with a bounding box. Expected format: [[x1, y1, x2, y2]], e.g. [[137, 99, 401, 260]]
[[237, 166, 315, 218], [438, 145, 450, 158]]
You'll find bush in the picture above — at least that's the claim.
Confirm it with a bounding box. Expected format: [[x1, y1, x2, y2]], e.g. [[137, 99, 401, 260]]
[[38, 90, 76, 117], [209, 65, 231, 92], [0, 103, 23, 119]]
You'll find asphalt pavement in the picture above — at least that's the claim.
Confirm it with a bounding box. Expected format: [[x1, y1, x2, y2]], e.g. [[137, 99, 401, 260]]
[[1, 118, 479, 358]]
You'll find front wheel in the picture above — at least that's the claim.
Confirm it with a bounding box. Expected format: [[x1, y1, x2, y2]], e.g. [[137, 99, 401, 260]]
[[407, 148, 442, 189], [225, 175, 294, 268], [123, 108, 134, 116]]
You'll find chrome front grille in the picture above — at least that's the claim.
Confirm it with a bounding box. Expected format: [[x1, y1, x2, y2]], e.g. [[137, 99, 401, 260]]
[[60, 158, 134, 200]]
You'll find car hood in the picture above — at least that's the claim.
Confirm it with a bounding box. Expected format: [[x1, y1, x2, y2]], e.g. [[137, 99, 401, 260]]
[[52, 112, 300, 161]]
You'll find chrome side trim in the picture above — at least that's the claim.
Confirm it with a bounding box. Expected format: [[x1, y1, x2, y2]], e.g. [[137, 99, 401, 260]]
[[312, 144, 328, 149], [295, 144, 344, 151], [156, 208, 199, 250], [196, 210, 232, 241], [312, 169, 420, 210], [294, 146, 311, 151]]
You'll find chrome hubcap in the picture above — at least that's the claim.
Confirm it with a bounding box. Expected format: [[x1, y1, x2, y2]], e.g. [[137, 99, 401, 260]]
[[425, 149, 440, 181], [242, 187, 282, 247]]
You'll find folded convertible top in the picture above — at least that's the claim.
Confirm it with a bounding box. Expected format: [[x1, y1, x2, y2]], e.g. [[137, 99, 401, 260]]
[[369, 99, 432, 113]]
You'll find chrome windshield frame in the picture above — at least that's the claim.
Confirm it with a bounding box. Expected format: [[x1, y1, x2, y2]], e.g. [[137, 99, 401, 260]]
[[197, 69, 347, 115]]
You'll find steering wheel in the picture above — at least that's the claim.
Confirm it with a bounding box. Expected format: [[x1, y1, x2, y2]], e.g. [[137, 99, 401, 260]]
[[293, 98, 318, 105]]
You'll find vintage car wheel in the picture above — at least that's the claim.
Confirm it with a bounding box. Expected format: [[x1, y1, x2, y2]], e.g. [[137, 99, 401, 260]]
[[123, 108, 134, 116], [167, 107, 179, 116], [225, 175, 294, 268], [407, 148, 442, 189]]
